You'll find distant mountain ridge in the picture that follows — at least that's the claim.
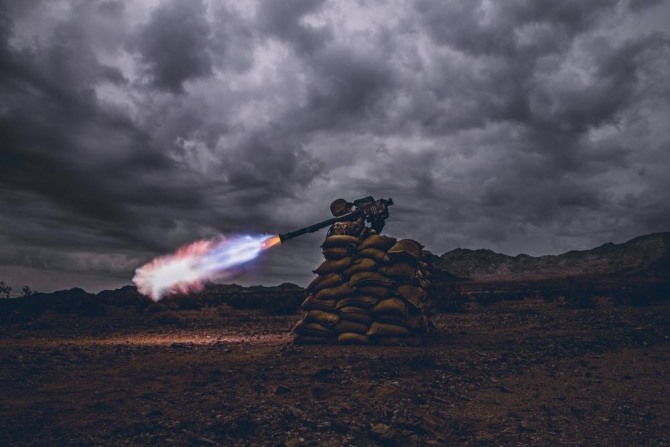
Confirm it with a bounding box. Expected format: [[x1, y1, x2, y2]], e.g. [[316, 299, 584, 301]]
[[435, 232, 670, 281]]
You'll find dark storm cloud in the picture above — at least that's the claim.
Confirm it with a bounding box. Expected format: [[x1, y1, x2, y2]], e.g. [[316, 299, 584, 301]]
[[223, 129, 325, 192], [298, 45, 397, 131], [132, 0, 212, 93], [1, 0, 669, 292], [417, 0, 619, 56], [256, 0, 331, 55], [0, 3, 210, 261], [209, 4, 255, 73]]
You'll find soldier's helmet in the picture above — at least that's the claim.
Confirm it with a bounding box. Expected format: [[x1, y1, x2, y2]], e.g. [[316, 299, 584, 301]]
[[330, 198, 351, 216]]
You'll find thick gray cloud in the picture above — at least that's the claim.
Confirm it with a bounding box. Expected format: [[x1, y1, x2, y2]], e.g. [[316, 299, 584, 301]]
[[1, 0, 669, 293], [132, 0, 212, 93]]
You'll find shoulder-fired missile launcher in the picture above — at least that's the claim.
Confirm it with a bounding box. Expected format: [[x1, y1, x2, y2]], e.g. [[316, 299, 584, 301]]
[[278, 196, 393, 243]]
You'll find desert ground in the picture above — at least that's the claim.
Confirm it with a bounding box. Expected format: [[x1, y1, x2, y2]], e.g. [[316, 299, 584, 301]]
[[1, 299, 669, 446]]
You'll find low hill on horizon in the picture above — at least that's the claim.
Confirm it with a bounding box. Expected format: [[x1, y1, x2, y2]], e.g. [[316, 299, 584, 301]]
[[435, 231, 670, 282]]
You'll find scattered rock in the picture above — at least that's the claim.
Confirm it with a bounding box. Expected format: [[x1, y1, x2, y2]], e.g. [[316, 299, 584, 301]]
[[274, 385, 291, 395]]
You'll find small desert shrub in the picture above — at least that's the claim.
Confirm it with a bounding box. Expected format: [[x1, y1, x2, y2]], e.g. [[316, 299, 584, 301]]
[[76, 300, 107, 317], [568, 293, 596, 309], [216, 304, 235, 317], [151, 311, 184, 326], [164, 295, 201, 311], [144, 303, 164, 314]]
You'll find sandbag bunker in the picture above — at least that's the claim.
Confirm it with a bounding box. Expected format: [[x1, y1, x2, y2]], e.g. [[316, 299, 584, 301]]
[[293, 230, 435, 346]]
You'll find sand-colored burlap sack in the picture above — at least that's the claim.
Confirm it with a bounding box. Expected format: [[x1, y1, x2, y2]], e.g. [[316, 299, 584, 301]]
[[337, 333, 371, 345], [306, 273, 344, 292], [335, 295, 379, 309], [372, 297, 409, 319], [416, 276, 432, 290], [315, 283, 355, 301], [379, 262, 417, 281], [293, 321, 334, 336], [334, 319, 369, 334], [348, 271, 396, 288], [420, 249, 435, 262], [416, 267, 432, 282], [354, 286, 391, 299], [337, 306, 374, 325], [301, 295, 336, 312], [395, 284, 425, 309], [342, 258, 378, 277], [304, 309, 340, 326], [357, 248, 390, 264], [314, 257, 353, 275], [387, 239, 423, 264], [322, 247, 352, 260], [321, 234, 360, 249], [358, 234, 397, 251], [368, 321, 412, 337]]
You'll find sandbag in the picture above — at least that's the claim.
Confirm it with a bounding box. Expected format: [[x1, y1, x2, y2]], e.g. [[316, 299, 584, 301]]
[[387, 239, 423, 264], [304, 309, 340, 326], [335, 295, 379, 309], [417, 276, 431, 290], [355, 286, 391, 299], [293, 334, 337, 345], [372, 298, 408, 318], [359, 234, 397, 251], [337, 307, 373, 325], [306, 273, 344, 292], [337, 333, 371, 345], [334, 319, 369, 335], [293, 321, 334, 336], [322, 247, 352, 260], [379, 262, 417, 281], [360, 227, 377, 238], [367, 321, 412, 337], [342, 258, 378, 277], [348, 271, 395, 288], [377, 314, 423, 330], [418, 266, 432, 278], [321, 235, 360, 249], [395, 284, 425, 308], [315, 283, 355, 301], [375, 336, 423, 347], [314, 257, 353, 275], [420, 249, 435, 262], [301, 295, 336, 311], [357, 248, 390, 264]]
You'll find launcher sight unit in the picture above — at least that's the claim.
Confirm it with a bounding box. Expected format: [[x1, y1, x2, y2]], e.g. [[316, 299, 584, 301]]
[[278, 196, 393, 243]]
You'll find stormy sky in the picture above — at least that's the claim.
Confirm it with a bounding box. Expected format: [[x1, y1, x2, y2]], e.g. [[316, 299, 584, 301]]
[[1, 0, 669, 293]]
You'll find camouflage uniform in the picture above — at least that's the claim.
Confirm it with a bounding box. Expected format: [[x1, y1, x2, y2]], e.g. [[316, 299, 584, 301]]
[[327, 198, 365, 237]]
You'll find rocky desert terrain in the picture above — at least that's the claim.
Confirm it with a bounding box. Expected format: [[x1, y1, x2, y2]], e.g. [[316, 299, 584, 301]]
[[1, 297, 669, 447]]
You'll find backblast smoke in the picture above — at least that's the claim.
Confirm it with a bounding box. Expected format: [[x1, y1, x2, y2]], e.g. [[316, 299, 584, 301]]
[[133, 234, 281, 301]]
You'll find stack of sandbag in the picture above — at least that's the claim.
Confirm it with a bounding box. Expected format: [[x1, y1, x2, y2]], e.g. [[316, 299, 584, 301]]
[[293, 229, 436, 346]]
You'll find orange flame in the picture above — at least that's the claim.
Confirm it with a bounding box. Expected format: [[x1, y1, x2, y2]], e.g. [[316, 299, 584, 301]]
[[262, 235, 282, 250]]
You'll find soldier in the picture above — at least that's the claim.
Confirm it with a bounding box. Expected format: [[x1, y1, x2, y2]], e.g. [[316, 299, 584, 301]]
[[327, 198, 365, 237]]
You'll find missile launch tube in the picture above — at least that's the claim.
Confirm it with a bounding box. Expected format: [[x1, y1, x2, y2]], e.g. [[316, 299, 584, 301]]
[[278, 212, 357, 243]]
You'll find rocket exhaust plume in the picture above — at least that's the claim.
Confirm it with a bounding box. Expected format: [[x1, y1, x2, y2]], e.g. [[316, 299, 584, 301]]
[[133, 234, 281, 301]]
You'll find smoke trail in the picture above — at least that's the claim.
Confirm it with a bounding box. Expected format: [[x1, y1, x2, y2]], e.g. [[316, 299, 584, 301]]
[[133, 234, 281, 301]]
